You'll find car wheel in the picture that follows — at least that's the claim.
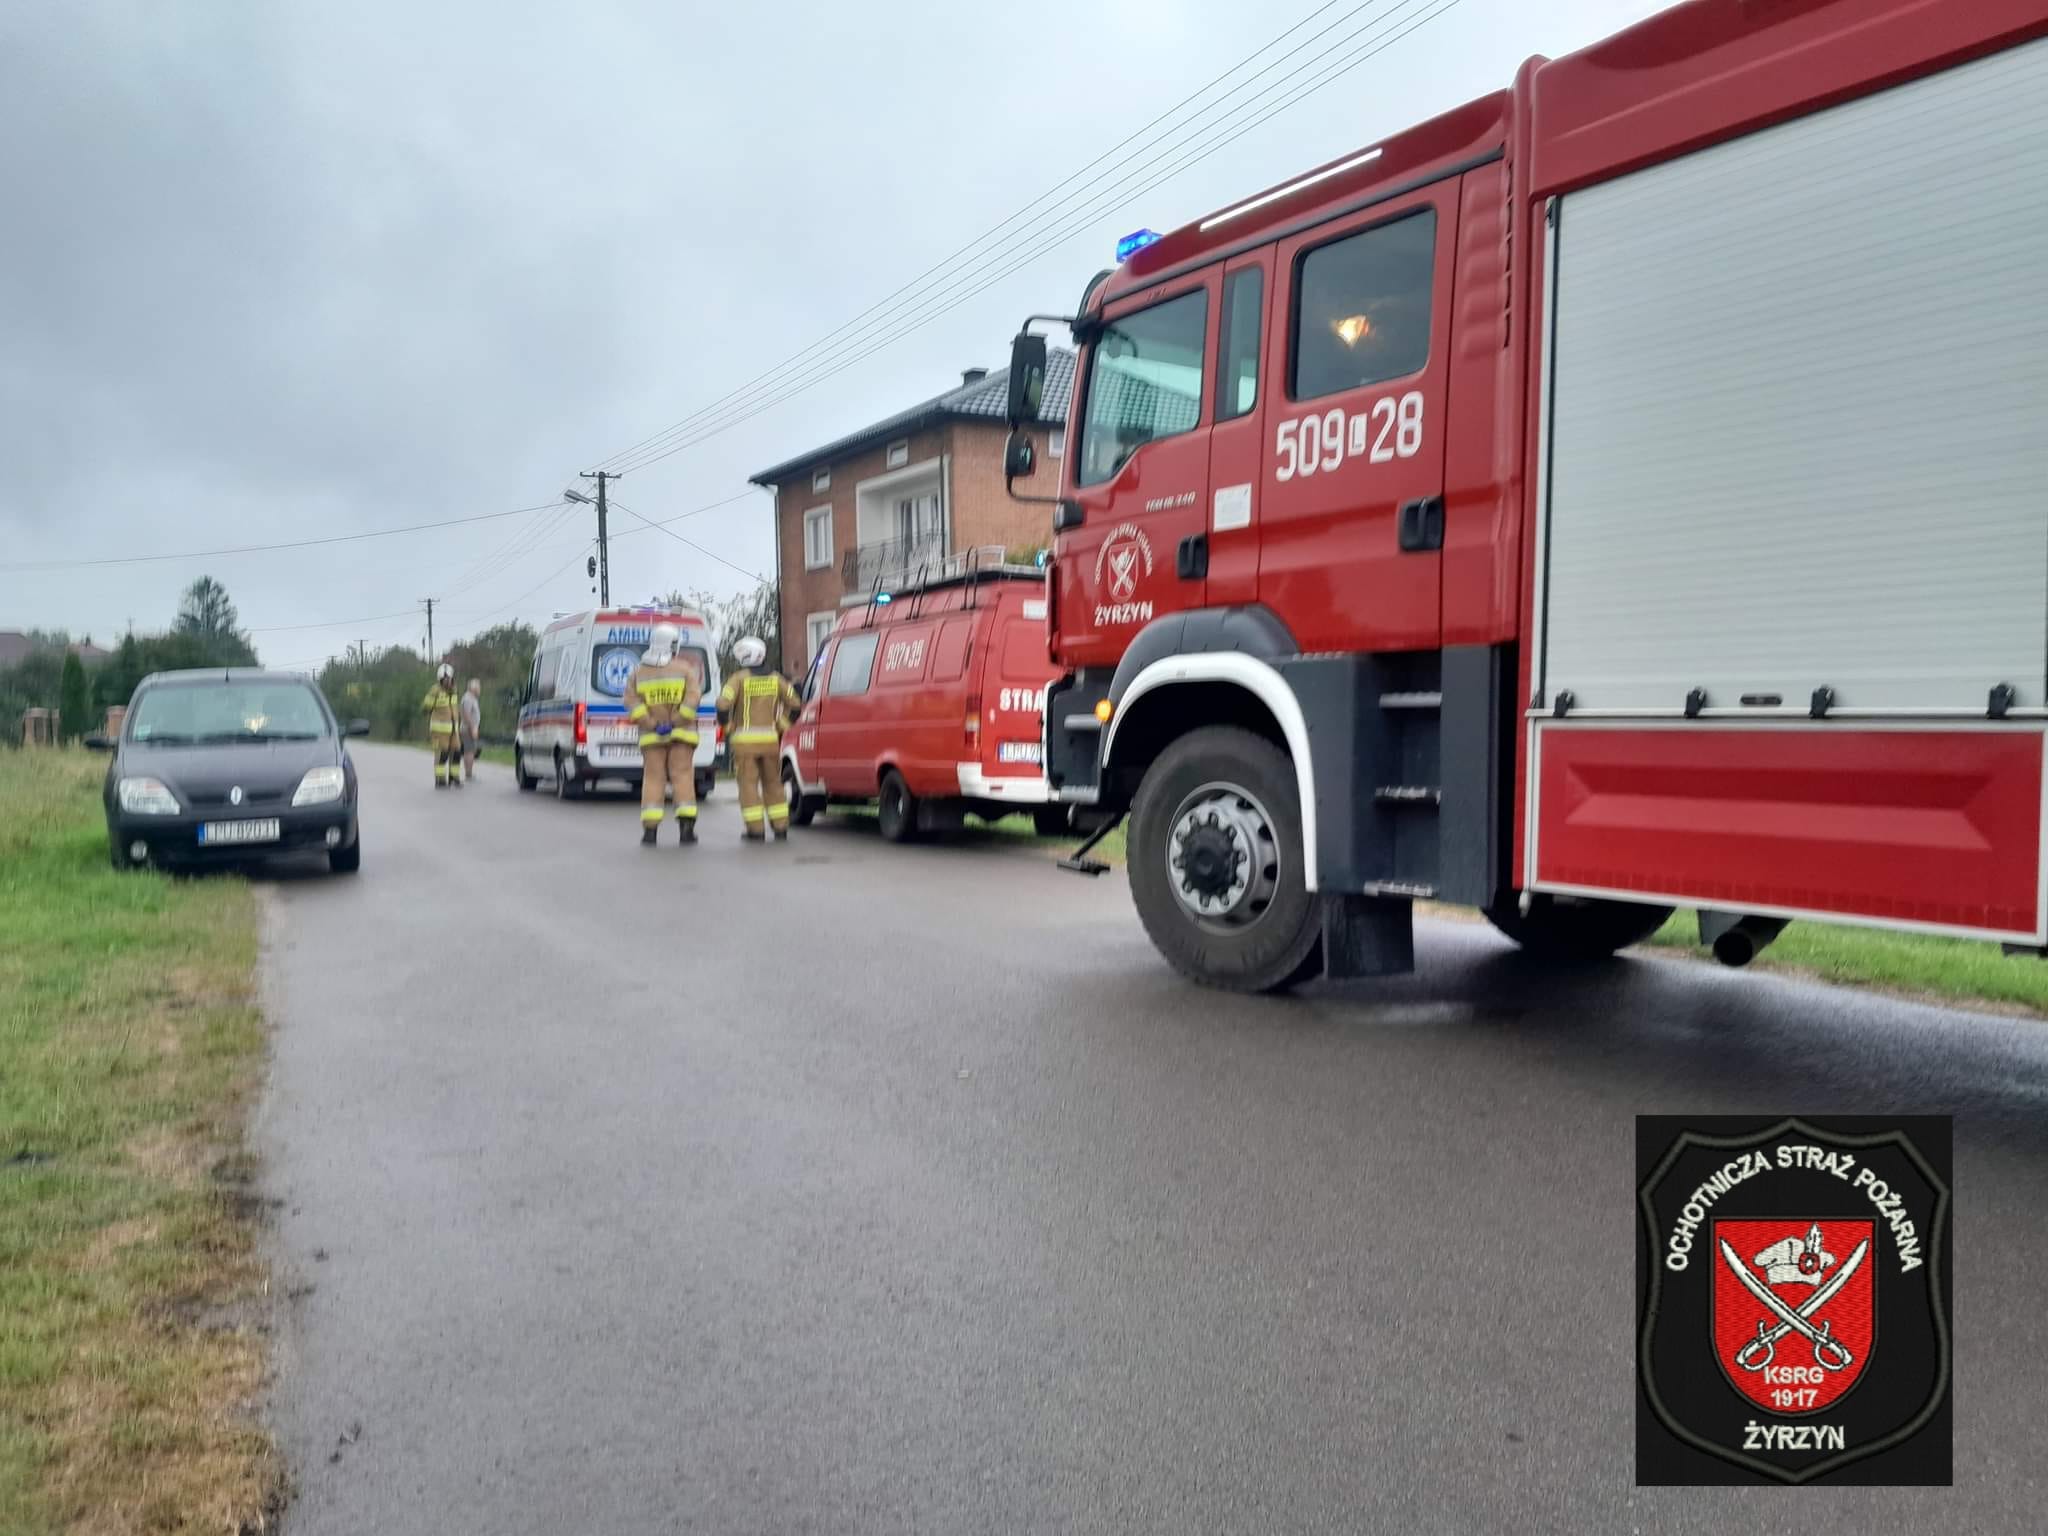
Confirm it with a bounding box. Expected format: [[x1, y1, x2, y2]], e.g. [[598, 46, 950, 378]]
[[876, 769, 918, 844], [1127, 726, 1323, 994], [782, 762, 818, 827], [514, 747, 538, 792], [1482, 894, 1672, 963], [554, 750, 582, 801], [107, 831, 133, 872], [329, 833, 361, 874], [695, 769, 714, 801]]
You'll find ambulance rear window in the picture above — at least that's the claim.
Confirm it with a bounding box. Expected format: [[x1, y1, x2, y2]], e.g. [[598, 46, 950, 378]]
[[590, 644, 708, 699]]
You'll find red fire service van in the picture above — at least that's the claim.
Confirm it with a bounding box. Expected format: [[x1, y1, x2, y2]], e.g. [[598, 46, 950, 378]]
[[781, 549, 1066, 842], [1002, 0, 2048, 992]]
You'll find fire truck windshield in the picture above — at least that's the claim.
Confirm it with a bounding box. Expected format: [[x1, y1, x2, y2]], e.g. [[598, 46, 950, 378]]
[[1077, 289, 1207, 487]]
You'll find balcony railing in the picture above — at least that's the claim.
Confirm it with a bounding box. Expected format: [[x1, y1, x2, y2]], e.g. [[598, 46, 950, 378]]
[[842, 531, 949, 593]]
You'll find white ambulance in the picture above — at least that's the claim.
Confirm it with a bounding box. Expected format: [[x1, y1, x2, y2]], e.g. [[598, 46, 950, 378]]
[[513, 607, 720, 801]]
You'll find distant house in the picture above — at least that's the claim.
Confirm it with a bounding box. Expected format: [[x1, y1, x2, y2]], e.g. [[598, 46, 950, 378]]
[[749, 353, 1074, 667], [0, 632, 108, 668]]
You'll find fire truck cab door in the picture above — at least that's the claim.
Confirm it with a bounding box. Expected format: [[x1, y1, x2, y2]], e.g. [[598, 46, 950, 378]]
[[1260, 181, 1458, 652], [1058, 268, 1222, 661]]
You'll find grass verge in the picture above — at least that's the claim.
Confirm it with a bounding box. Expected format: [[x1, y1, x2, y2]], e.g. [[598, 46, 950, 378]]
[[1640, 908, 2048, 1017], [0, 749, 280, 1534]]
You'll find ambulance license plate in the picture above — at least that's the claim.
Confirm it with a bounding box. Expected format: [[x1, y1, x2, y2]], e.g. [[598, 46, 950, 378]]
[[198, 818, 280, 847], [998, 742, 1042, 764]]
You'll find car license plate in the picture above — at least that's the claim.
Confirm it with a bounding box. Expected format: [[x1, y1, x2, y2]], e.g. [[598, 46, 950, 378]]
[[998, 741, 1042, 765], [198, 818, 280, 847]]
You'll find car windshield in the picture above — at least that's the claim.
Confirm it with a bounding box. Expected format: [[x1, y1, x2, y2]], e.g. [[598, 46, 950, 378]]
[[129, 682, 330, 743]]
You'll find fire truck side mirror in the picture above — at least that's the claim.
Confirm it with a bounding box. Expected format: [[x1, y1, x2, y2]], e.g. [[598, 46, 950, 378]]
[[1004, 429, 1036, 485], [1006, 333, 1047, 427]]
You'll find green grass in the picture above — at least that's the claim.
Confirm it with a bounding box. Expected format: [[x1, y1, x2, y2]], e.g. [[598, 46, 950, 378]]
[[0, 750, 279, 1534], [1640, 908, 2048, 1016]]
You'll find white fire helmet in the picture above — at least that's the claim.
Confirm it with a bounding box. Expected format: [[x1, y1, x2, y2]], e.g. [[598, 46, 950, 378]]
[[437, 662, 454, 683], [733, 636, 767, 669], [645, 622, 680, 666]]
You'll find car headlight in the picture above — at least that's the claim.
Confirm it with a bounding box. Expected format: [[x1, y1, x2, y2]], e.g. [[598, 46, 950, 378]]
[[292, 766, 346, 807], [118, 777, 181, 816]]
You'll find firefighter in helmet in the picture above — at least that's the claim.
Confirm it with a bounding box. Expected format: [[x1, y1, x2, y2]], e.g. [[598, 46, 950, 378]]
[[625, 621, 701, 846], [716, 636, 802, 841], [422, 662, 463, 788]]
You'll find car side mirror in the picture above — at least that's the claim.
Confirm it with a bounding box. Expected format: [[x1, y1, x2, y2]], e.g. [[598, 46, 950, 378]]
[[1004, 429, 1036, 486], [82, 733, 114, 752], [1006, 332, 1047, 428], [344, 718, 371, 737]]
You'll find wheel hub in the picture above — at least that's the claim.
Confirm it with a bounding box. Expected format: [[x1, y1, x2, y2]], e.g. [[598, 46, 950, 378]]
[[1166, 785, 1278, 927]]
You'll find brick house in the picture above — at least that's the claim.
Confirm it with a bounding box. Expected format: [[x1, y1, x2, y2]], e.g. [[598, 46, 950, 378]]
[[750, 352, 1074, 666]]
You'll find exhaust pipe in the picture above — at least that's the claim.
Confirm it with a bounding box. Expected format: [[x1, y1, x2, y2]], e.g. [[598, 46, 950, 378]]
[[1698, 910, 1789, 968]]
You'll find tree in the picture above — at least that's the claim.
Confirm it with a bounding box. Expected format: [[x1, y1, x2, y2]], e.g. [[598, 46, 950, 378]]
[[173, 576, 259, 667], [58, 652, 90, 742], [662, 581, 781, 678]]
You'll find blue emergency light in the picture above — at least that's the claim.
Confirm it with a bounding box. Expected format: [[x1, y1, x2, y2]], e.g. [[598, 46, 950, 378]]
[[1116, 228, 1162, 263], [875, 592, 893, 605]]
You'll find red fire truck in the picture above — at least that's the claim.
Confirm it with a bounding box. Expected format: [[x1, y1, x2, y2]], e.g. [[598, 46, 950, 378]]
[[1003, 0, 2048, 992]]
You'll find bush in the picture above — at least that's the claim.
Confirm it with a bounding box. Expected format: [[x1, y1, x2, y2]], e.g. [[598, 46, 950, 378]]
[[57, 653, 89, 742]]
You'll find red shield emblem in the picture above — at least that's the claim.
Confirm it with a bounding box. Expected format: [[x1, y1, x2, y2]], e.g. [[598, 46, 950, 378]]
[[1712, 1219, 1875, 1414]]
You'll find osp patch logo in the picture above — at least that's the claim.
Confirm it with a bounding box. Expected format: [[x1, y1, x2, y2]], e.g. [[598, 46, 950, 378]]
[[1637, 1116, 1950, 1485]]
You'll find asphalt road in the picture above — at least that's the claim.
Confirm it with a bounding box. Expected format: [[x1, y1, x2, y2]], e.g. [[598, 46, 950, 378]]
[[256, 743, 2048, 1532]]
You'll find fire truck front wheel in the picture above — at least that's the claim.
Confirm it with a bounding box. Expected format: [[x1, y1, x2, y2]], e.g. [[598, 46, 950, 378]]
[[1128, 726, 1322, 994], [1482, 893, 1672, 963]]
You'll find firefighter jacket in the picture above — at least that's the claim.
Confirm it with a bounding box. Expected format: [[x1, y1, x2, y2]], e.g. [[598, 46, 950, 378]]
[[421, 683, 461, 739], [717, 667, 802, 750], [625, 655, 702, 749]]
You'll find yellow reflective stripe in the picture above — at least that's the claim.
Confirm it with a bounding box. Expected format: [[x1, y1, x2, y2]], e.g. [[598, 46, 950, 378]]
[[628, 704, 649, 721], [639, 807, 663, 824], [718, 680, 739, 705], [767, 805, 789, 822], [674, 731, 699, 746], [741, 805, 766, 822], [638, 733, 664, 749], [639, 730, 701, 748], [730, 728, 777, 744], [675, 805, 698, 819], [429, 722, 457, 734], [743, 677, 779, 697]]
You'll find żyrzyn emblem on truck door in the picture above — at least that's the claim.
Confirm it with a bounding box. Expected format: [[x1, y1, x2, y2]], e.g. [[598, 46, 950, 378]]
[[1637, 1116, 1949, 1485]]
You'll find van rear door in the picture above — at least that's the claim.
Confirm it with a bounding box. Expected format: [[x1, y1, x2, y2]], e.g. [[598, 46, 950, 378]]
[[978, 594, 1056, 782]]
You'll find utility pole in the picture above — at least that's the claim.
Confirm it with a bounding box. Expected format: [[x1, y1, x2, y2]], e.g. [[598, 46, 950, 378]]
[[576, 470, 615, 606], [420, 597, 436, 660]]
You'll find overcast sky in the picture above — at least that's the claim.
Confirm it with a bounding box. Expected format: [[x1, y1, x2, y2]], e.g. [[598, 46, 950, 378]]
[[0, 0, 1661, 667]]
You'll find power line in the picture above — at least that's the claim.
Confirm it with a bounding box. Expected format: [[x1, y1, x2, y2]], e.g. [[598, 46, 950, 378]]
[[601, 0, 1455, 476], [0, 500, 565, 573], [595, 0, 1456, 478], [606, 497, 766, 585], [589, 0, 1367, 475]]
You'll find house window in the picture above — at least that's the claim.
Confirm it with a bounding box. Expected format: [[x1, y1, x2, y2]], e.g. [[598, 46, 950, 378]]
[[812, 466, 831, 493], [1292, 209, 1435, 401], [892, 490, 943, 553], [805, 611, 836, 661], [802, 505, 833, 570], [1048, 428, 1065, 458], [886, 439, 910, 469]]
